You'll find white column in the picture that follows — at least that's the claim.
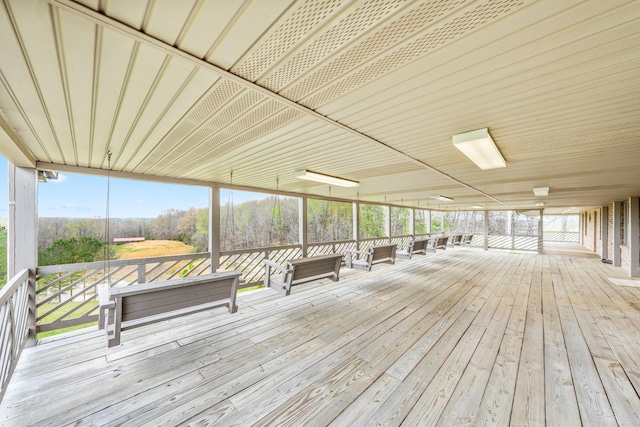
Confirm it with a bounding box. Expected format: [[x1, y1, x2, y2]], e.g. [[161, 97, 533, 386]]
[[538, 209, 543, 254], [601, 206, 609, 260], [385, 205, 391, 241], [483, 210, 489, 251], [353, 202, 360, 250], [613, 202, 622, 267], [299, 197, 307, 257], [409, 208, 415, 237], [209, 187, 220, 271], [629, 197, 639, 277], [426, 210, 431, 234], [8, 164, 38, 346]]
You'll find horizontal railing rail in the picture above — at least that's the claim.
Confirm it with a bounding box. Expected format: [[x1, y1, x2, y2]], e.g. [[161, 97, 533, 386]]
[[1, 269, 32, 404]]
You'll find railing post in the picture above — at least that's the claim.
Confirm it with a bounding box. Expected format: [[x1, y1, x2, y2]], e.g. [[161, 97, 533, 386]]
[[137, 263, 146, 284]]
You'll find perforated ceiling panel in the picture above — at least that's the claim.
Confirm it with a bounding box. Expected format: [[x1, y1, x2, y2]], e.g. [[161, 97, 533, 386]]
[[262, 0, 408, 91], [279, 0, 467, 101], [1, 0, 640, 212], [299, 0, 529, 108], [235, 0, 344, 81]]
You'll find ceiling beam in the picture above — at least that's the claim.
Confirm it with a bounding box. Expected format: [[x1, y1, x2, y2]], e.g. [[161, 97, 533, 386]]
[[0, 109, 36, 167], [46, 0, 510, 208]]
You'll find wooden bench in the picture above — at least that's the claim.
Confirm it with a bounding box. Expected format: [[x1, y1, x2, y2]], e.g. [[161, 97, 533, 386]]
[[345, 244, 397, 271], [263, 253, 343, 296], [450, 234, 463, 246], [99, 271, 242, 348], [462, 234, 474, 245], [435, 236, 449, 250], [397, 238, 432, 259]]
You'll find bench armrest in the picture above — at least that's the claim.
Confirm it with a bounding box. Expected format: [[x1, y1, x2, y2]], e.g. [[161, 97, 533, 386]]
[[344, 249, 369, 256], [263, 259, 289, 273]]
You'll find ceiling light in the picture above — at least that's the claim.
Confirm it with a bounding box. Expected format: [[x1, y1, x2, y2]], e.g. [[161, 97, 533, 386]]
[[432, 195, 453, 202], [535, 202, 545, 207], [294, 169, 359, 187], [472, 205, 483, 209], [533, 187, 549, 197], [452, 128, 506, 170]]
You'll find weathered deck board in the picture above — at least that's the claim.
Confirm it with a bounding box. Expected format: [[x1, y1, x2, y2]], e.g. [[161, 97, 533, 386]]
[[2, 248, 640, 426]]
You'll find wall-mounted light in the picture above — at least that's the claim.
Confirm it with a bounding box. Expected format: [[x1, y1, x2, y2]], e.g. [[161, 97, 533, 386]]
[[38, 170, 59, 183], [533, 187, 549, 197], [432, 195, 453, 202], [294, 169, 359, 187], [452, 128, 506, 170], [535, 202, 545, 207]]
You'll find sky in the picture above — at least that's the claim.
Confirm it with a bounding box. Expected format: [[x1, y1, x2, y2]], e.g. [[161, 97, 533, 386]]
[[0, 155, 268, 219]]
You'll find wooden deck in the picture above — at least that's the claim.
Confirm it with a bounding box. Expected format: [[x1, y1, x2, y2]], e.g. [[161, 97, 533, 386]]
[[3, 247, 640, 426]]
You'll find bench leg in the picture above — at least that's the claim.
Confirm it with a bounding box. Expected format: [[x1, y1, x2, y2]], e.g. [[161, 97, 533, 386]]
[[107, 299, 122, 348], [228, 277, 239, 313]]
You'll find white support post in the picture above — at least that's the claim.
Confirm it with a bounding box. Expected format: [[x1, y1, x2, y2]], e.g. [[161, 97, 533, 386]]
[[426, 210, 431, 234], [353, 202, 360, 250], [613, 202, 622, 267], [299, 197, 307, 257], [385, 205, 391, 242], [209, 187, 220, 272], [483, 210, 489, 251], [629, 197, 639, 277], [8, 164, 38, 346], [601, 206, 609, 260], [409, 208, 415, 237], [538, 209, 544, 254]]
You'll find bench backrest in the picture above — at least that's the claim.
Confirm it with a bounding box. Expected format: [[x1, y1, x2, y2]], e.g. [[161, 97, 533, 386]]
[[287, 254, 343, 283], [371, 244, 397, 261], [413, 239, 430, 251], [110, 272, 241, 322]]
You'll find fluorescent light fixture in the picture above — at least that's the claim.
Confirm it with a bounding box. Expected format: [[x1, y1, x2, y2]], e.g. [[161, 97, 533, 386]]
[[535, 202, 545, 207], [452, 128, 506, 170], [294, 169, 359, 187], [472, 205, 484, 209], [533, 187, 549, 197], [432, 195, 453, 202]]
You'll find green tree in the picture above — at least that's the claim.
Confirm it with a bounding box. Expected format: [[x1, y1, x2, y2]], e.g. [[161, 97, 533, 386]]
[[360, 204, 385, 238], [38, 237, 111, 266]]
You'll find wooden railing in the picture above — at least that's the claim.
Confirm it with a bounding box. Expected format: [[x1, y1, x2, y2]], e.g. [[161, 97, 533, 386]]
[[543, 231, 579, 242], [33, 235, 425, 335], [35, 253, 212, 333], [1, 269, 32, 403], [488, 234, 538, 252]]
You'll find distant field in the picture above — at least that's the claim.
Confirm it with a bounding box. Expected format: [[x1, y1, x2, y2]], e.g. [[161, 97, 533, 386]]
[[114, 240, 197, 259]]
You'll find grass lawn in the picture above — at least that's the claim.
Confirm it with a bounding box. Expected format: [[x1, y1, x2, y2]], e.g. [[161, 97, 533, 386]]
[[37, 301, 99, 340], [114, 240, 196, 259]]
